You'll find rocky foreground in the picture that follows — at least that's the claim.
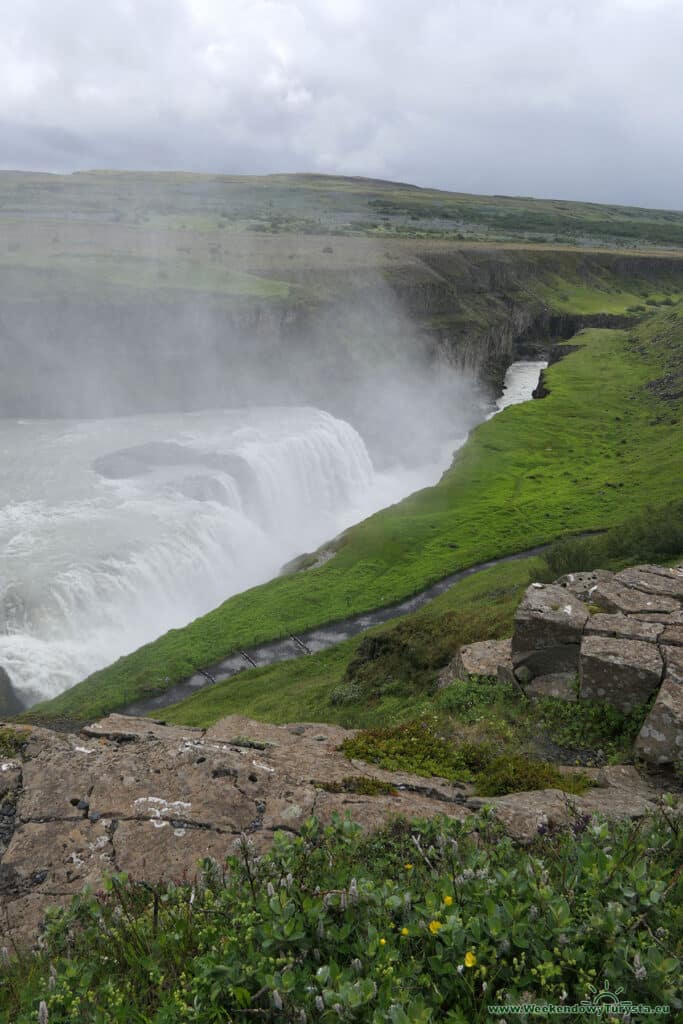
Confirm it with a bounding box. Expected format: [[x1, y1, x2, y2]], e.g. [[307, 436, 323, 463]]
[[2, 562, 682, 950], [0, 710, 673, 951]]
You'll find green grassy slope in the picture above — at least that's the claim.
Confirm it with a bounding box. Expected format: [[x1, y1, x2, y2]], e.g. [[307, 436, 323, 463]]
[[159, 556, 539, 729], [29, 303, 683, 724]]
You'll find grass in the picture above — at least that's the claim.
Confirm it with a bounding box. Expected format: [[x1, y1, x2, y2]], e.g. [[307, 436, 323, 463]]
[[26, 303, 683, 726], [536, 280, 683, 315], [158, 557, 535, 730]]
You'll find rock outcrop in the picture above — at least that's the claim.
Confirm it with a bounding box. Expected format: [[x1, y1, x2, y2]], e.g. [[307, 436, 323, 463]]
[[0, 712, 672, 949], [0, 668, 25, 717], [443, 563, 683, 766]]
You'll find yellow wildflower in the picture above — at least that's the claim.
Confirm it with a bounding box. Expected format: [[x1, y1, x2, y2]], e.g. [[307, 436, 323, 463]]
[[401, 927, 409, 937], [404, 863, 414, 871], [464, 951, 477, 968], [379, 938, 386, 946], [443, 895, 453, 906], [428, 920, 442, 934]]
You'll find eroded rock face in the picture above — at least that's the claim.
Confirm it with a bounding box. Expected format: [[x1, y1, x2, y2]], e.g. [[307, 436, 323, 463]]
[[634, 679, 683, 766], [579, 636, 663, 712], [0, 668, 25, 717]]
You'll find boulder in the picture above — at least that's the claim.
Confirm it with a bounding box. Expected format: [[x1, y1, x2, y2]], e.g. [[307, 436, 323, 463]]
[[0, 715, 473, 948], [511, 584, 588, 678], [438, 638, 512, 688], [579, 636, 663, 711], [589, 578, 679, 617], [482, 765, 659, 842], [634, 678, 683, 766]]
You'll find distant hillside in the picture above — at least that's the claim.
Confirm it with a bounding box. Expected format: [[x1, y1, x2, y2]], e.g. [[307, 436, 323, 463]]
[[1, 168, 683, 248]]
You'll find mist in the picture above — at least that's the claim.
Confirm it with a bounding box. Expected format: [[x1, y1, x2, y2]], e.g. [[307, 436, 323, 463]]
[[0, 185, 505, 708]]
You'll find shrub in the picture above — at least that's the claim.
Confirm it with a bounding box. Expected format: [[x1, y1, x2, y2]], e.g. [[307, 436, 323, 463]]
[[541, 500, 683, 578], [475, 753, 591, 797], [1, 811, 680, 1021], [533, 697, 649, 760], [342, 718, 590, 797]]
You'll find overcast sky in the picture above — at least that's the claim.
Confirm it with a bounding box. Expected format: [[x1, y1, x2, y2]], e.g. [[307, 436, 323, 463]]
[[1, 0, 681, 209]]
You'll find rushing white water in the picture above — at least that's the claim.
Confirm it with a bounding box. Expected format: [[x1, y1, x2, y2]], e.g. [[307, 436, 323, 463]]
[[493, 360, 547, 414], [0, 363, 544, 706]]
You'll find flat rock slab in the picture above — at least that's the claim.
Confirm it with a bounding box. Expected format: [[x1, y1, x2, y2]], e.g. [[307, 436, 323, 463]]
[[584, 613, 665, 644], [615, 565, 683, 600], [635, 678, 683, 766], [589, 578, 679, 617], [579, 636, 663, 712], [0, 715, 474, 949], [512, 584, 588, 677], [438, 638, 512, 687]]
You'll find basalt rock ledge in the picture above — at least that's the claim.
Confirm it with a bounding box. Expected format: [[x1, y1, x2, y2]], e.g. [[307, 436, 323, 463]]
[[0, 712, 672, 949], [443, 563, 683, 766]]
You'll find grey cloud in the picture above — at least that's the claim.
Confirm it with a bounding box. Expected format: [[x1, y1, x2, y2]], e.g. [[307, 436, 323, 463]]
[[0, 0, 681, 207]]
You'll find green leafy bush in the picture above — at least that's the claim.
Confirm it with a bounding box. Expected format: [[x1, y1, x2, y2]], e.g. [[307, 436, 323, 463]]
[[533, 697, 649, 761], [341, 717, 494, 784], [475, 754, 590, 797], [1, 811, 680, 1022], [0, 726, 26, 759], [541, 499, 683, 578], [341, 717, 590, 796]]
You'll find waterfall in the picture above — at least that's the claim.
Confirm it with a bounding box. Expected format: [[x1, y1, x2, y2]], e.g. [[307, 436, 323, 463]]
[[0, 407, 374, 703]]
